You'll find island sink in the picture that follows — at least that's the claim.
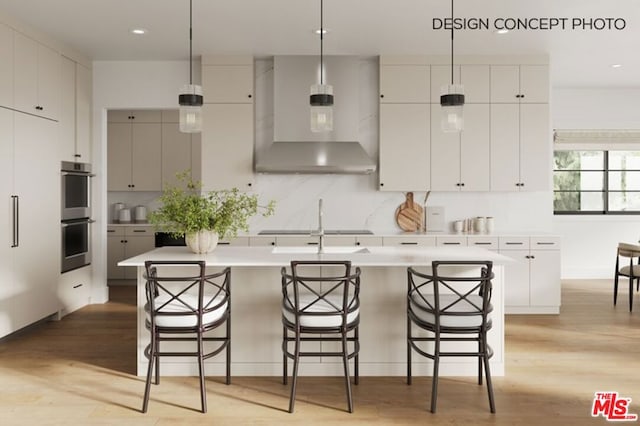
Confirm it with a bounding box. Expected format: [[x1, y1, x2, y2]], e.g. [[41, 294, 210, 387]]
[[272, 246, 370, 254]]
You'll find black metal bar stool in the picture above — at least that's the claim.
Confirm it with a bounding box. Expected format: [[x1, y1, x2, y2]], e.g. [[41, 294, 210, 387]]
[[142, 260, 231, 413], [281, 260, 361, 413], [407, 260, 495, 413]]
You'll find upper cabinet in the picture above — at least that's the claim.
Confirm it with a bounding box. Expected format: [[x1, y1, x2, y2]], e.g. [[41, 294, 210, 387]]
[[60, 57, 92, 162], [13, 32, 60, 120], [201, 56, 255, 191], [490, 65, 549, 103], [107, 111, 162, 191], [161, 109, 201, 188], [0, 23, 13, 108], [380, 64, 430, 103]]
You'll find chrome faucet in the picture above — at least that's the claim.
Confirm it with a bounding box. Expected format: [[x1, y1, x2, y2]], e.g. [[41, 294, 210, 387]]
[[312, 198, 325, 253]]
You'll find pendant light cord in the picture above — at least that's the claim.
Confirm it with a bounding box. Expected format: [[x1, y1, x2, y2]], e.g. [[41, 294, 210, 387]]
[[450, 0, 454, 85], [189, 0, 193, 85], [320, 0, 324, 85]]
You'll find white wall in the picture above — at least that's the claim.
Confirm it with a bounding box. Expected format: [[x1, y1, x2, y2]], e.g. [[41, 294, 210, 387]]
[[552, 87, 640, 278], [92, 60, 193, 303]]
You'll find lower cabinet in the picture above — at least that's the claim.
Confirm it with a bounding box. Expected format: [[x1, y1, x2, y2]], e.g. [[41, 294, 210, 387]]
[[58, 265, 91, 317], [107, 226, 155, 280], [499, 236, 561, 314]]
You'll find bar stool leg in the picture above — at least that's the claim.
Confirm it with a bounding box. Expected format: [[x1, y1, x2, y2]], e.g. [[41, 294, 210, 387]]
[[430, 334, 440, 413], [288, 331, 301, 413], [481, 335, 496, 413], [226, 317, 231, 385], [197, 331, 207, 413], [142, 340, 155, 413], [282, 326, 288, 385], [342, 331, 353, 413], [354, 326, 359, 386]]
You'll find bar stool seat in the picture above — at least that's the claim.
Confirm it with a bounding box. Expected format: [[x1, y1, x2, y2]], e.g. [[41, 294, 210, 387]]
[[145, 294, 228, 327], [282, 295, 360, 328], [409, 293, 493, 328]]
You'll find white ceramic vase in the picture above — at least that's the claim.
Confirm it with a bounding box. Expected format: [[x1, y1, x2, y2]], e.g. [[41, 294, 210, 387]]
[[185, 230, 219, 254]]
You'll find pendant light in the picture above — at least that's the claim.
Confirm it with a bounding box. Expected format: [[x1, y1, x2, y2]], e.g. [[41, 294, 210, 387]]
[[440, 0, 464, 133], [310, 0, 333, 133], [179, 0, 203, 133]]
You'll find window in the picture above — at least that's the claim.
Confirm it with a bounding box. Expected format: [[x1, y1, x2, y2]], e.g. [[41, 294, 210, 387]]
[[554, 150, 640, 214]]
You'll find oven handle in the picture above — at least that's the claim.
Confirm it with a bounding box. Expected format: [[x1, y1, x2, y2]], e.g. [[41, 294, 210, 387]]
[[62, 171, 96, 177], [11, 195, 18, 248], [61, 219, 96, 228]]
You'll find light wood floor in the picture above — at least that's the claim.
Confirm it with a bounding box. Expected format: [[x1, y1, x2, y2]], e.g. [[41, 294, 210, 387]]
[[1, 279, 639, 425]]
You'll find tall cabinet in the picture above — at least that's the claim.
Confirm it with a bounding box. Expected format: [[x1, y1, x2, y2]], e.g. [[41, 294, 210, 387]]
[[0, 108, 60, 337], [490, 65, 550, 191], [201, 56, 255, 191]]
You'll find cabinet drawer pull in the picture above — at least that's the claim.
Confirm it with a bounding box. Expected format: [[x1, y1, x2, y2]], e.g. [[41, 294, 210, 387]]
[[536, 242, 555, 245], [218, 242, 230, 245], [505, 242, 523, 245], [307, 242, 319, 245], [474, 242, 492, 245], [107, 230, 115, 233], [443, 242, 461, 245], [73, 284, 83, 289], [132, 230, 146, 233], [400, 242, 418, 245]]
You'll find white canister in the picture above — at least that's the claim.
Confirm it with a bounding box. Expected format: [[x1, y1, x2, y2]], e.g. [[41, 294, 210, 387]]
[[118, 208, 132, 224], [113, 202, 125, 223], [474, 217, 486, 233], [134, 205, 148, 223], [453, 220, 463, 233], [486, 217, 495, 233]]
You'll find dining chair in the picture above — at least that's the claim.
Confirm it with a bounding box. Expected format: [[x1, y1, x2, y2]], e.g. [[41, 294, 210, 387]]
[[614, 242, 640, 311]]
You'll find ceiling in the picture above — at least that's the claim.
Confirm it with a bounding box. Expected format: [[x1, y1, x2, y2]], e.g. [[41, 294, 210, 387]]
[[1, 0, 638, 87]]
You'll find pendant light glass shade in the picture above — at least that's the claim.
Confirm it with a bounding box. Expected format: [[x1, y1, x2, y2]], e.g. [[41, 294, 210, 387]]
[[179, 0, 203, 134], [310, 83, 333, 133], [179, 84, 203, 133], [440, 84, 464, 133]]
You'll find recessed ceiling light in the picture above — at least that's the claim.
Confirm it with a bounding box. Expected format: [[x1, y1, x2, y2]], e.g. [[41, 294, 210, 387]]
[[611, 64, 622, 68], [131, 28, 147, 35], [494, 29, 509, 35]]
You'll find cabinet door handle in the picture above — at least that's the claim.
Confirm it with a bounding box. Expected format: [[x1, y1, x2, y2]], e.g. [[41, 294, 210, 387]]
[[307, 242, 319, 245], [505, 242, 523, 245], [474, 242, 492, 245], [270, 241, 275, 246], [132, 230, 146, 233], [107, 229, 115, 233], [248, 94, 252, 98], [536, 242, 555, 245], [380, 94, 384, 98], [11, 195, 19, 247], [218, 242, 230, 245], [356, 241, 361, 246], [400, 242, 418, 245], [73, 284, 83, 289], [380, 182, 384, 187], [443, 242, 461, 245]]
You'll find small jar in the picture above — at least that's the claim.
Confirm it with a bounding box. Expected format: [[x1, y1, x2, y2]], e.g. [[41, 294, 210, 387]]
[[474, 217, 486, 233], [486, 217, 495, 233]]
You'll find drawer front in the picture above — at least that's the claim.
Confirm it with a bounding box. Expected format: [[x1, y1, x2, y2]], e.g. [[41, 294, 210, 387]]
[[355, 236, 384, 247], [530, 236, 561, 250], [107, 225, 125, 237], [383, 236, 436, 247], [249, 236, 277, 247], [499, 236, 530, 250], [324, 236, 357, 247], [467, 236, 499, 249], [276, 236, 320, 246], [125, 226, 153, 236], [436, 236, 468, 247], [218, 236, 250, 247]]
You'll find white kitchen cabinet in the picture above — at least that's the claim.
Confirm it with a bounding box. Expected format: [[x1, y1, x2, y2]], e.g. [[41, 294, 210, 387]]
[[218, 236, 250, 247], [0, 23, 13, 108], [201, 56, 254, 191], [379, 103, 430, 191], [107, 110, 162, 191], [60, 58, 91, 162], [0, 111, 60, 338], [57, 265, 91, 317], [500, 236, 561, 314], [249, 236, 276, 247], [380, 65, 430, 103], [490, 65, 549, 104], [13, 32, 60, 120], [490, 103, 550, 191], [107, 226, 155, 280], [431, 104, 490, 191], [201, 103, 254, 191]]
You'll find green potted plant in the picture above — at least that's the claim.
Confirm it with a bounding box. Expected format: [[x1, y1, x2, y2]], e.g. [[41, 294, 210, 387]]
[[149, 171, 275, 253]]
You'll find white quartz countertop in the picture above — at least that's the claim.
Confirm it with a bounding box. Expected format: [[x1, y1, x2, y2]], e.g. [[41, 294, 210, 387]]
[[118, 246, 513, 268]]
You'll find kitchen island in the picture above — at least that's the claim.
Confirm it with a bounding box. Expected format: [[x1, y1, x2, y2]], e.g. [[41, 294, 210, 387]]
[[119, 245, 511, 377]]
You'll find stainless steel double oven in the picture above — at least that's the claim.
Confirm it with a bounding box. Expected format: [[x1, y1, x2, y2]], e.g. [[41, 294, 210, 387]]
[[61, 161, 94, 273]]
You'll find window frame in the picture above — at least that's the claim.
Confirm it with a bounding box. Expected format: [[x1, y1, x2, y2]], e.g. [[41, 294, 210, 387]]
[[553, 150, 640, 215]]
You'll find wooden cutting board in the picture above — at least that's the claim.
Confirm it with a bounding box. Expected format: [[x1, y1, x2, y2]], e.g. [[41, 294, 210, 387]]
[[395, 192, 424, 232]]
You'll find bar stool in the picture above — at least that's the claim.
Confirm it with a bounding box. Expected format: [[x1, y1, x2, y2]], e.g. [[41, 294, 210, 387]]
[[142, 260, 231, 413], [281, 260, 361, 413], [407, 260, 495, 413]]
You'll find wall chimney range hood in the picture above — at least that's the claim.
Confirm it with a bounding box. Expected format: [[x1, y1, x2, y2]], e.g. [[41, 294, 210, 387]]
[[255, 56, 376, 174]]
